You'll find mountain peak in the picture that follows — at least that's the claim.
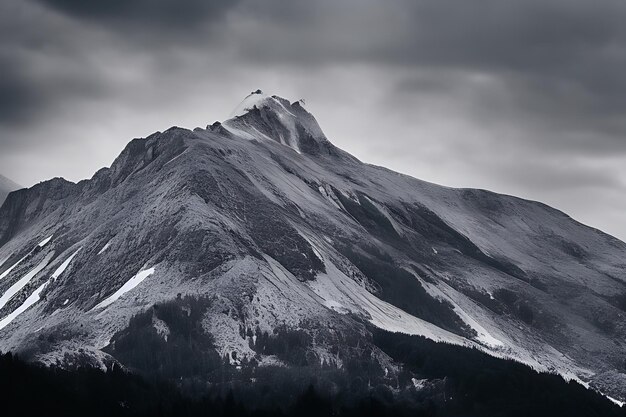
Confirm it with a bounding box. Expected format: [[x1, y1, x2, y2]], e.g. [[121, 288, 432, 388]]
[[228, 89, 270, 118], [228, 90, 299, 120], [222, 91, 334, 156]]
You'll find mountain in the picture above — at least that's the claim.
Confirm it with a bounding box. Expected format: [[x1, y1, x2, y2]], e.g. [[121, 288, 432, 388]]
[[0, 174, 21, 206], [0, 90, 625, 405]]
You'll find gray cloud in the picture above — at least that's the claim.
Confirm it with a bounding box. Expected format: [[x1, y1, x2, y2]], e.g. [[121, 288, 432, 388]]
[[0, 0, 110, 127], [229, 0, 626, 150], [0, 64, 41, 125]]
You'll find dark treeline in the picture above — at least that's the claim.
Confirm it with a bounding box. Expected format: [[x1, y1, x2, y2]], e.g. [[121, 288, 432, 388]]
[[371, 329, 625, 417], [1, 327, 625, 416], [1, 352, 419, 417]]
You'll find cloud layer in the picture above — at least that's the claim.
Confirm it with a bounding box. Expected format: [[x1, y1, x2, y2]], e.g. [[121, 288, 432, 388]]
[[2, 0, 626, 240]]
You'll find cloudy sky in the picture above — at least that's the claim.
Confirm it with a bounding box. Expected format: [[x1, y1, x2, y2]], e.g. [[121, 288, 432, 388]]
[[2, 0, 626, 241]]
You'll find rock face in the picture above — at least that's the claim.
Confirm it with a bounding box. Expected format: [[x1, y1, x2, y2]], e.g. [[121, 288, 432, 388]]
[[0, 174, 21, 206], [1, 93, 626, 399]]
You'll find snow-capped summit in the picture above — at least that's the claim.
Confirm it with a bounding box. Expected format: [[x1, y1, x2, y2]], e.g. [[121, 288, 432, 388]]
[[221, 90, 333, 155], [228, 89, 271, 118]]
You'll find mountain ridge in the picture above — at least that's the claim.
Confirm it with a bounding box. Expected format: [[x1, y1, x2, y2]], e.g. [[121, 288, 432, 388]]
[[1, 92, 625, 403]]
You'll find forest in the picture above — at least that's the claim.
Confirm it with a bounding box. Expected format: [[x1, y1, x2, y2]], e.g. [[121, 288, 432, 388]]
[[1, 326, 624, 417]]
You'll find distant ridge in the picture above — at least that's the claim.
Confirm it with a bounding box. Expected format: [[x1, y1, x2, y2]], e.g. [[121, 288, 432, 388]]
[[0, 174, 21, 205]]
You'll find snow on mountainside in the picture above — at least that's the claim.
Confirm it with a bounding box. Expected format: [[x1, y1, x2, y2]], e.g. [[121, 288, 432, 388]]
[[0, 174, 21, 206], [0, 91, 626, 401]]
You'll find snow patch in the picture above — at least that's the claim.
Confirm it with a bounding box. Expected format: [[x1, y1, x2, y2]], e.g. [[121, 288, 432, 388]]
[[0, 251, 54, 311], [230, 91, 297, 119], [308, 259, 468, 345], [409, 270, 504, 347], [97, 242, 111, 255], [607, 396, 625, 407], [1, 237, 56, 281], [152, 314, 170, 342], [294, 228, 324, 265], [453, 304, 504, 347], [0, 254, 28, 281], [0, 279, 49, 330], [411, 378, 428, 390], [273, 98, 297, 118], [274, 111, 300, 153], [163, 149, 189, 167], [230, 91, 271, 118], [92, 267, 155, 310], [52, 248, 81, 280], [0, 255, 10, 270], [38, 235, 53, 247]]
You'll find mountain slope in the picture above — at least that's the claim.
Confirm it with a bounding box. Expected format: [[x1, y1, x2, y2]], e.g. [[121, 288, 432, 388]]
[[0, 174, 21, 206], [0, 90, 625, 401]]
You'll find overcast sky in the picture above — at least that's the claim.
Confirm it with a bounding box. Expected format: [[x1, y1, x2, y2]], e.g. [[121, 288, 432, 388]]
[[1, 0, 626, 241]]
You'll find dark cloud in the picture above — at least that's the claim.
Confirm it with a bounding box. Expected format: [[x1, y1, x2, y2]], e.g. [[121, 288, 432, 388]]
[[228, 0, 626, 151], [35, 0, 240, 30], [0, 0, 109, 128], [11, 0, 626, 141], [232, 0, 626, 67], [0, 65, 41, 125], [0, 53, 106, 127], [0, 0, 241, 130]]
